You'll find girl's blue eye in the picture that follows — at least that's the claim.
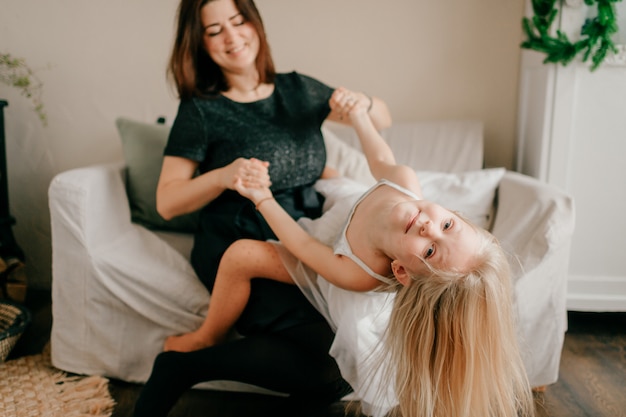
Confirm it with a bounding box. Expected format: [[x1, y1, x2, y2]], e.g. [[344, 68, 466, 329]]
[[444, 220, 452, 230], [425, 245, 435, 259]]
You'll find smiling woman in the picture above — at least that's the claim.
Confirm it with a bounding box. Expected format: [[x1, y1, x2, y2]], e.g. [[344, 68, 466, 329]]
[[133, 0, 393, 416], [195, 0, 268, 101], [199, 3, 279, 103]]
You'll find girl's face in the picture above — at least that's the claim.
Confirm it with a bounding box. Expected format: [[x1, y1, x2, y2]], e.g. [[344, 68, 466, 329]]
[[389, 200, 480, 277], [200, 0, 260, 76]]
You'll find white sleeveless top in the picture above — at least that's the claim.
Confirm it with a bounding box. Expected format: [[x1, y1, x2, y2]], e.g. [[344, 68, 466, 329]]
[[269, 177, 420, 417], [333, 178, 421, 286]]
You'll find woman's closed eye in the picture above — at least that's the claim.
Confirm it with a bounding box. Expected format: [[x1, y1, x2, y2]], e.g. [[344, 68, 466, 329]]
[[205, 15, 246, 36], [231, 15, 246, 26]]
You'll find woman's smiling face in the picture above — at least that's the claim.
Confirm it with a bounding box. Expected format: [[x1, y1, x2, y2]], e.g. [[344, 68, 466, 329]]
[[200, 0, 260, 75]]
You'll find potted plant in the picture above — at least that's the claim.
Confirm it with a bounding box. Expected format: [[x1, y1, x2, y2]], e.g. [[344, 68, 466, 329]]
[[1, 53, 47, 126]]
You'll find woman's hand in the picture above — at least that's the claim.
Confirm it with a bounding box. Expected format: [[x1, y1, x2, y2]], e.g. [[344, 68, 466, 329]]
[[329, 87, 371, 121], [222, 157, 271, 190], [327, 86, 392, 131], [231, 158, 273, 205]]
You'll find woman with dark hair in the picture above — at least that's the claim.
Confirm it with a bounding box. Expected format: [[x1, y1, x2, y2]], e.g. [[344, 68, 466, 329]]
[[133, 0, 391, 415]]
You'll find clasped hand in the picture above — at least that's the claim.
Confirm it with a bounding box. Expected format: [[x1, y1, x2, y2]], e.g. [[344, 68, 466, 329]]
[[230, 157, 273, 204], [330, 87, 370, 121]]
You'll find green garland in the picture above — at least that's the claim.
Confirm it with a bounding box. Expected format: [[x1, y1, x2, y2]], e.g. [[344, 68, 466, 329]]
[[521, 0, 623, 70]]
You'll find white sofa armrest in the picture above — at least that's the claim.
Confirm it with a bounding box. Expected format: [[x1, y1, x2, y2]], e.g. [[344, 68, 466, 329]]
[[491, 171, 575, 387], [49, 163, 209, 382], [49, 162, 131, 244]]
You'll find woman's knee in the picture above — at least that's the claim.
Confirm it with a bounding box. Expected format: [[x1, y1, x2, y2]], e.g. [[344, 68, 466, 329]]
[[150, 351, 186, 379]]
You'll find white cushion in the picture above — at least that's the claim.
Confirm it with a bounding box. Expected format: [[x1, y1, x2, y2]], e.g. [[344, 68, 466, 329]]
[[322, 127, 375, 186], [323, 120, 484, 174], [417, 168, 506, 230], [310, 159, 504, 233], [304, 168, 504, 246]]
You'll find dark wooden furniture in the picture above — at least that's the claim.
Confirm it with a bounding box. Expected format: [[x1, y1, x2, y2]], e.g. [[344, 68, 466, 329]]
[[0, 100, 25, 299]]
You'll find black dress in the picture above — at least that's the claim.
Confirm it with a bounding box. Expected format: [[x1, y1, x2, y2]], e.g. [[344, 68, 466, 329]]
[[134, 73, 351, 417], [165, 71, 332, 334]]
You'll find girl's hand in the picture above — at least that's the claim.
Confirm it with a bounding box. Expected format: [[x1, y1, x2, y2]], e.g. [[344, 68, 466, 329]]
[[231, 157, 273, 204], [329, 87, 371, 121], [222, 157, 271, 190], [233, 175, 273, 206]]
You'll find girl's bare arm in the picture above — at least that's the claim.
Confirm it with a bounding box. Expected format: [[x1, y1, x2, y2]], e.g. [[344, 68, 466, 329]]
[[235, 180, 380, 292], [339, 93, 422, 197]]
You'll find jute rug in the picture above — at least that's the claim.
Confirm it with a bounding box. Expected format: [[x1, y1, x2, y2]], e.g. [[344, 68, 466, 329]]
[[0, 347, 115, 417]]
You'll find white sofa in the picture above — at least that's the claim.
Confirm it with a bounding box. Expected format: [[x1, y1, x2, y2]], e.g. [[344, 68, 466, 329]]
[[48, 120, 575, 392]]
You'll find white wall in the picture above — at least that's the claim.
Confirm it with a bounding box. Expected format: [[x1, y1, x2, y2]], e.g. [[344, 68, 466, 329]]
[[0, 0, 525, 288]]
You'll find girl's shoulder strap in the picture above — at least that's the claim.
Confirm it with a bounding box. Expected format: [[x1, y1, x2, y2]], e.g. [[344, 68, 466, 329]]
[[333, 179, 411, 287], [379, 178, 421, 200]]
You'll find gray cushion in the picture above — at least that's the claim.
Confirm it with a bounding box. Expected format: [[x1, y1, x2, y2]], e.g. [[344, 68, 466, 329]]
[[116, 117, 199, 233]]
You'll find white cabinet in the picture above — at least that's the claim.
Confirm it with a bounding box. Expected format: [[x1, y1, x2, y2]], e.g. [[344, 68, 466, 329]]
[[517, 0, 626, 311]]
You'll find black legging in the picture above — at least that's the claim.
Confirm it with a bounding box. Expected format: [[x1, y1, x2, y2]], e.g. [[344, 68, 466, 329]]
[[133, 321, 351, 417], [134, 189, 350, 416], [191, 190, 330, 335]]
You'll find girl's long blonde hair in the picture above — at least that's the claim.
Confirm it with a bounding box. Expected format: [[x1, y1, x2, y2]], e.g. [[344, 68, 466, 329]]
[[382, 225, 535, 417]]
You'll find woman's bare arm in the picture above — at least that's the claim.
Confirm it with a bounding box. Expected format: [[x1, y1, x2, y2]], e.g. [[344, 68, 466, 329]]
[[156, 156, 270, 220]]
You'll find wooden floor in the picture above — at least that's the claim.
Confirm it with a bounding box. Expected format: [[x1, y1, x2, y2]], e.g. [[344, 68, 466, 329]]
[[7, 289, 626, 417]]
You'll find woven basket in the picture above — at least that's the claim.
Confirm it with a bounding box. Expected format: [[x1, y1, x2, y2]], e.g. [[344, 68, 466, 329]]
[[0, 299, 31, 362]]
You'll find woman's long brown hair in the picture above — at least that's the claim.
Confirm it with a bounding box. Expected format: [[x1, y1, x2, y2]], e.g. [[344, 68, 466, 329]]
[[168, 0, 275, 99]]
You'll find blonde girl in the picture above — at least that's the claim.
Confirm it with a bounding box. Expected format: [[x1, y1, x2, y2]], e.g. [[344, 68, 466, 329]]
[[165, 88, 535, 417]]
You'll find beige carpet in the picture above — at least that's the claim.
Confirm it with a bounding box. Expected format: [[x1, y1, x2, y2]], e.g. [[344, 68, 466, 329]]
[[0, 347, 115, 417]]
